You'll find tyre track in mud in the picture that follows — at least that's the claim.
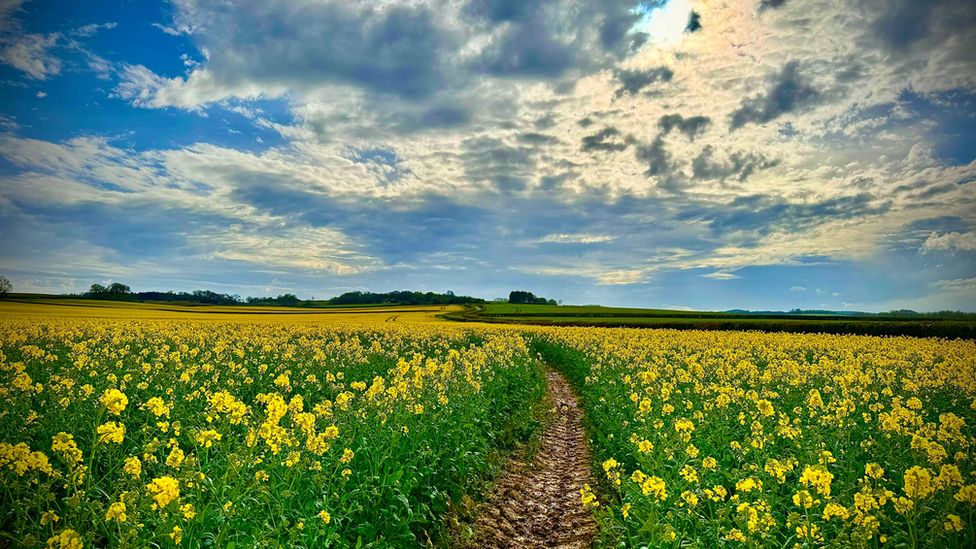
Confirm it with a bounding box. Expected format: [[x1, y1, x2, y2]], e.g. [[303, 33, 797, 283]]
[[472, 367, 596, 548]]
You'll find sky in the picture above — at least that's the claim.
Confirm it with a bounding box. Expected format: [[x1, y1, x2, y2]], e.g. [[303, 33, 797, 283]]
[[0, 0, 974, 311]]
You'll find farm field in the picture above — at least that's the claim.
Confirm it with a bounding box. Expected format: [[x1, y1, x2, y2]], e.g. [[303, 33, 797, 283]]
[[449, 303, 976, 339], [1, 301, 974, 547]]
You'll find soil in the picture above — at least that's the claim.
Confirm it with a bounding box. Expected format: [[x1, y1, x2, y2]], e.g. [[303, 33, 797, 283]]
[[471, 367, 596, 548]]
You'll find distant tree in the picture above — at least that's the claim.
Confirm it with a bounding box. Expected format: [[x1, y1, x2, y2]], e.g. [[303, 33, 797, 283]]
[[108, 282, 131, 294], [89, 283, 108, 295], [0, 275, 11, 296]]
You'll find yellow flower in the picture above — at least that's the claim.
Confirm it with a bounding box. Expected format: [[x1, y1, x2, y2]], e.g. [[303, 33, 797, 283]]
[[735, 477, 761, 493], [822, 502, 849, 520], [46, 529, 83, 549], [725, 528, 746, 542], [255, 470, 269, 482], [955, 484, 976, 505], [680, 464, 699, 484], [799, 466, 833, 497], [96, 422, 125, 444], [51, 432, 83, 464], [105, 502, 127, 523], [123, 456, 141, 478], [170, 526, 183, 544], [865, 462, 884, 479], [681, 490, 698, 507], [318, 509, 332, 524], [146, 476, 180, 509], [793, 490, 817, 509], [943, 514, 964, 532], [100, 389, 128, 416], [903, 466, 934, 500], [637, 439, 653, 453], [580, 484, 599, 508], [340, 448, 355, 464], [181, 503, 196, 519], [621, 502, 631, 518], [143, 397, 170, 418], [702, 456, 717, 470], [641, 476, 667, 501], [194, 429, 222, 448], [41, 510, 60, 526], [166, 446, 185, 469]]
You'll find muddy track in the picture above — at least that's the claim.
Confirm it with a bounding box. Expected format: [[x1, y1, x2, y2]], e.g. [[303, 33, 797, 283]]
[[472, 367, 596, 548]]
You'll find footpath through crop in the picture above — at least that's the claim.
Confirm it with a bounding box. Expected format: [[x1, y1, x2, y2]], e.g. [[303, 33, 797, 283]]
[[472, 366, 596, 548]]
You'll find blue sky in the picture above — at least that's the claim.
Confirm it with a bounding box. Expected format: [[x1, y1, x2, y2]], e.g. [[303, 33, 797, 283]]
[[0, 0, 974, 311]]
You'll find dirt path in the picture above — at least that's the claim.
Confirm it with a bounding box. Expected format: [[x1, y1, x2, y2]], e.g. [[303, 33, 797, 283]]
[[472, 368, 596, 548]]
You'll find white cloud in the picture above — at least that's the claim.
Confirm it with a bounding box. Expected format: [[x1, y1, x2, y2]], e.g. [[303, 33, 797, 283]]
[[537, 233, 616, 244], [0, 32, 60, 79], [922, 231, 976, 252], [701, 271, 740, 280], [931, 277, 976, 293], [790, 286, 807, 292]]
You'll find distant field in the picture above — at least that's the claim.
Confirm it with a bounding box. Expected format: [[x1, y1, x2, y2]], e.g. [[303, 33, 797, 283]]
[[447, 303, 976, 339], [0, 298, 454, 323]]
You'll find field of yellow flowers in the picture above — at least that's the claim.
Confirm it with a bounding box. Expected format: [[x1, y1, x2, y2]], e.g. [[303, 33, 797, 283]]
[[1, 300, 974, 548], [533, 328, 976, 547], [0, 311, 545, 547]]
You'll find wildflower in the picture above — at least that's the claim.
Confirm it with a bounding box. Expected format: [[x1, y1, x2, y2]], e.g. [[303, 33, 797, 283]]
[[903, 466, 934, 500], [255, 470, 269, 482], [96, 422, 125, 444], [637, 439, 653, 453], [51, 433, 83, 464], [170, 526, 183, 544], [725, 529, 747, 542], [580, 484, 599, 508], [105, 502, 127, 523], [799, 466, 833, 497], [681, 490, 699, 507], [702, 456, 717, 470], [101, 389, 128, 415], [46, 529, 83, 549], [123, 456, 141, 478], [166, 446, 185, 469], [680, 464, 699, 484], [735, 477, 761, 494], [144, 397, 170, 417], [194, 429, 222, 448], [865, 463, 884, 479], [146, 476, 180, 509], [944, 514, 964, 532], [822, 502, 849, 520], [181, 503, 196, 519], [340, 448, 355, 464], [954, 484, 976, 505], [793, 490, 817, 509], [41, 510, 60, 526], [318, 510, 332, 524], [621, 502, 631, 518], [641, 476, 667, 501]]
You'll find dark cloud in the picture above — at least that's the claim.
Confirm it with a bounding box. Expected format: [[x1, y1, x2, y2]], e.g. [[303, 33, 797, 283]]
[[685, 10, 702, 33], [679, 193, 889, 236], [614, 67, 673, 98], [758, 0, 789, 11], [658, 114, 711, 140], [581, 127, 631, 152], [636, 135, 673, 178], [173, 2, 456, 99], [729, 62, 820, 130], [691, 146, 779, 181], [460, 136, 536, 192], [518, 132, 560, 146]]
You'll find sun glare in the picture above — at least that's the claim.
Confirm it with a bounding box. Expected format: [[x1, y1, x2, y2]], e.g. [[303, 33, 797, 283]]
[[631, 0, 694, 48]]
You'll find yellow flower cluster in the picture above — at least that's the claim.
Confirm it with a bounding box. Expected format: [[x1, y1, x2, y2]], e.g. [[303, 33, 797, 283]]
[[536, 327, 976, 547]]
